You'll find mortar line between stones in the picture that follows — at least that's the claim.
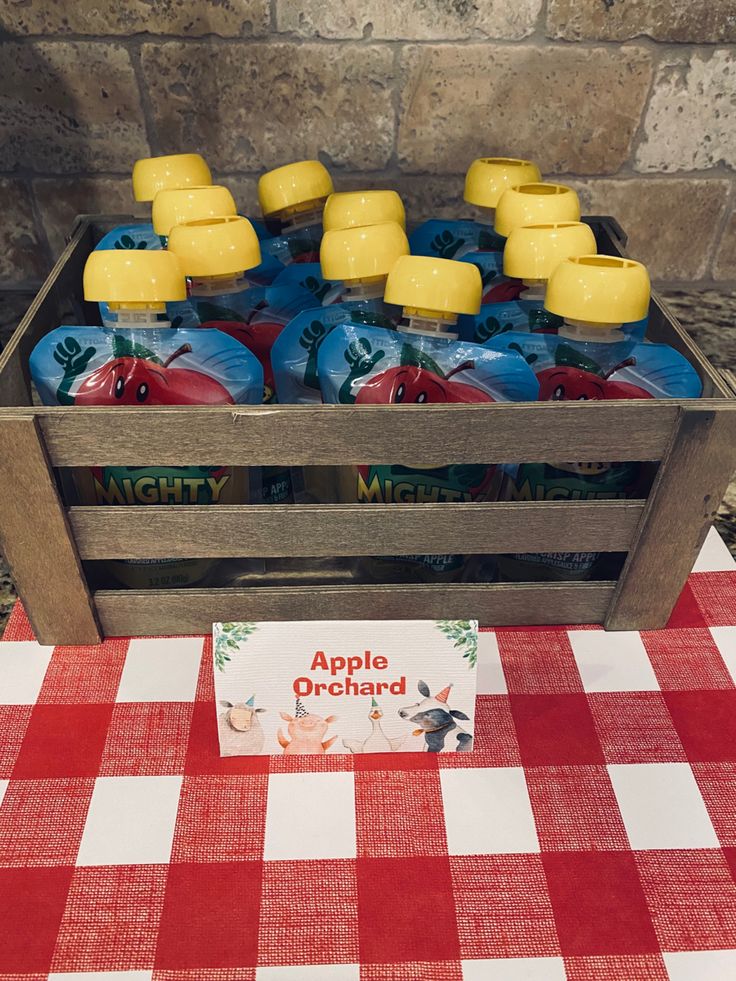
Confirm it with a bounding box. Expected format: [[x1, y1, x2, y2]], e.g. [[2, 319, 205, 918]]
[[704, 180, 735, 280], [126, 40, 159, 157]]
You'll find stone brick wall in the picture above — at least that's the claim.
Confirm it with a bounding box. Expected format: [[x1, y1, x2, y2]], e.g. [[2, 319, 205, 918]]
[[1, 0, 734, 288]]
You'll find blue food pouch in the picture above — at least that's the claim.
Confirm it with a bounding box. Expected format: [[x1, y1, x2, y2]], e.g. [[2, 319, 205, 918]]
[[272, 298, 400, 405], [272, 262, 343, 305]]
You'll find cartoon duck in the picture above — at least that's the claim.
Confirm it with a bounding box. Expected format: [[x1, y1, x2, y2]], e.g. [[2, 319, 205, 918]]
[[342, 698, 405, 754]]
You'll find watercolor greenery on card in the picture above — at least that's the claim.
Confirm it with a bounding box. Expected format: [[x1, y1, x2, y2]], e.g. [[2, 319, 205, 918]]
[[212, 619, 478, 757]]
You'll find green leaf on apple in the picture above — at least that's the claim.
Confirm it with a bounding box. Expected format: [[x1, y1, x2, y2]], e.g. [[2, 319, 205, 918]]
[[111, 334, 162, 364], [195, 301, 246, 324], [554, 342, 603, 376], [399, 343, 444, 378]]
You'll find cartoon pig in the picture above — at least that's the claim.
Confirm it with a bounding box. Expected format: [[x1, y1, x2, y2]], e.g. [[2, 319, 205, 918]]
[[277, 697, 337, 755]]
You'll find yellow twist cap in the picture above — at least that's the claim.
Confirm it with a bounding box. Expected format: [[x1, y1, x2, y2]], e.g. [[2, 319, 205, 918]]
[[545, 255, 651, 325], [320, 221, 409, 282], [167, 216, 262, 278], [83, 249, 186, 303], [464, 157, 542, 209], [494, 183, 581, 237], [323, 190, 406, 232], [132, 153, 212, 203], [152, 185, 237, 237], [503, 221, 597, 281], [384, 255, 482, 317], [258, 160, 334, 217]]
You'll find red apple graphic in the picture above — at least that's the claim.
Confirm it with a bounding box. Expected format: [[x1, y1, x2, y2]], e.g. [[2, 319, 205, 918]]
[[483, 278, 526, 304], [74, 343, 234, 405], [200, 320, 283, 399], [354, 362, 495, 404], [537, 357, 653, 401]]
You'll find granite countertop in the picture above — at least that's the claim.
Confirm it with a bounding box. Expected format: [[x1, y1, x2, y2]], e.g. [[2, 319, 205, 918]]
[[1, 287, 735, 634]]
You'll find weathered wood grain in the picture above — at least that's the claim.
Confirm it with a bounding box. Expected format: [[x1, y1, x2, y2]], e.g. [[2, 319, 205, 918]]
[[606, 405, 736, 629], [68, 500, 645, 559], [95, 580, 616, 635], [0, 416, 100, 644], [0, 400, 684, 467]]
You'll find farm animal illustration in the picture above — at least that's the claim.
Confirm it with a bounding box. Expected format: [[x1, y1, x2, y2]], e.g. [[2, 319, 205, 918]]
[[217, 695, 266, 756], [342, 698, 405, 754], [277, 697, 338, 755], [399, 681, 473, 752]]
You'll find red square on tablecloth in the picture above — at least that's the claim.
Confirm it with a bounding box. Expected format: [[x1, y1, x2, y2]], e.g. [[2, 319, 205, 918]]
[[0, 866, 74, 973], [636, 848, 736, 950], [171, 774, 268, 863], [641, 627, 734, 691], [195, 636, 215, 702], [355, 769, 447, 858], [542, 851, 659, 956], [525, 765, 630, 851], [693, 763, 736, 847], [564, 953, 669, 980], [11, 703, 113, 779], [510, 694, 605, 766], [497, 629, 584, 694], [154, 971, 256, 980], [357, 856, 460, 964], [0, 704, 32, 778], [100, 702, 193, 777], [51, 864, 167, 973], [664, 690, 736, 762], [450, 853, 560, 959], [258, 858, 358, 966], [37, 638, 129, 704], [438, 695, 522, 769], [185, 702, 269, 776], [587, 692, 687, 764], [0, 777, 94, 866], [689, 571, 736, 625], [155, 861, 263, 969], [665, 581, 707, 628]]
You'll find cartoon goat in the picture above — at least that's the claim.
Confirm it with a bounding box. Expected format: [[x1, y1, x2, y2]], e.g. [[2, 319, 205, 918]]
[[399, 681, 473, 752], [277, 697, 337, 755], [218, 695, 266, 756]]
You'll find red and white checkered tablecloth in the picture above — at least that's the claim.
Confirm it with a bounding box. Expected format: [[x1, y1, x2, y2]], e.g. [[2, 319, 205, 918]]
[[2, 529, 736, 981]]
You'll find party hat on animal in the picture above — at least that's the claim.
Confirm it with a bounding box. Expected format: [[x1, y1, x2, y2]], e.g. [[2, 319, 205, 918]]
[[245, 695, 255, 707], [295, 697, 308, 718], [371, 697, 379, 707], [435, 684, 453, 703]]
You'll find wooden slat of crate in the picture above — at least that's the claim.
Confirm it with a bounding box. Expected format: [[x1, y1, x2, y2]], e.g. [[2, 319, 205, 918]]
[[3, 400, 682, 466], [94, 580, 616, 635], [68, 500, 645, 559]]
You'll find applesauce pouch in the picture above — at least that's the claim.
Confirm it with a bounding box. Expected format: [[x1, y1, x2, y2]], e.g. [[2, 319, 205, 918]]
[[271, 299, 399, 405], [317, 323, 539, 580], [486, 329, 702, 580], [271, 262, 343, 306], [29, 327, 263, 588], [459, 301, 647, 343]]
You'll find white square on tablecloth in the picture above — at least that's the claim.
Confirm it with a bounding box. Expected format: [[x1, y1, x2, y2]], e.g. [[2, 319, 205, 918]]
[[692, 527, 735, 572], [0, 641, 54, 704], [476, 631, 507, 694], [116, 637, 203, 702], [256, 966, 360, 980], [608, 763, 718, 850], [709, 627, 736, 684], [462, 957, 566, 981], [568, 629, 659, 693], [0, 779, 8, 808], [264, 772, 356, 861], [440, 767, 539, 856], [76, 775, 182, 866], [664, 949, 736, 981]]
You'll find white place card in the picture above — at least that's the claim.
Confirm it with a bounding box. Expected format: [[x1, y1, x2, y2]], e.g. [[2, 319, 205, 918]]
[[212, 619, 478, 756]]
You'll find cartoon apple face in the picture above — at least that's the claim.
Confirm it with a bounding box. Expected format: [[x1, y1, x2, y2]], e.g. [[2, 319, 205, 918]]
[[354, 364, 494, 404], [200, 320, 283, 398], [537, 365, 652, 401], [74, 343, 234, 405]]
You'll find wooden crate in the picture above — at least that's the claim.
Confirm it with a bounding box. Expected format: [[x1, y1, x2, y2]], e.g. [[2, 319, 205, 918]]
[[1, 215, 735, 645]]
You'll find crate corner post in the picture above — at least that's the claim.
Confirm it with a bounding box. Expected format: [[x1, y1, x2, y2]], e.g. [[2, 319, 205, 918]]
[[605, 403, 736, 630], [0, 413, 101, 645]]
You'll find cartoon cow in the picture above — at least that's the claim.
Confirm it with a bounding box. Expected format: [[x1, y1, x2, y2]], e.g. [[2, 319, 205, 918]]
[[277, 697, 337, 755], [399, 682, 473, 753], [218, 695, 266, 756]]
